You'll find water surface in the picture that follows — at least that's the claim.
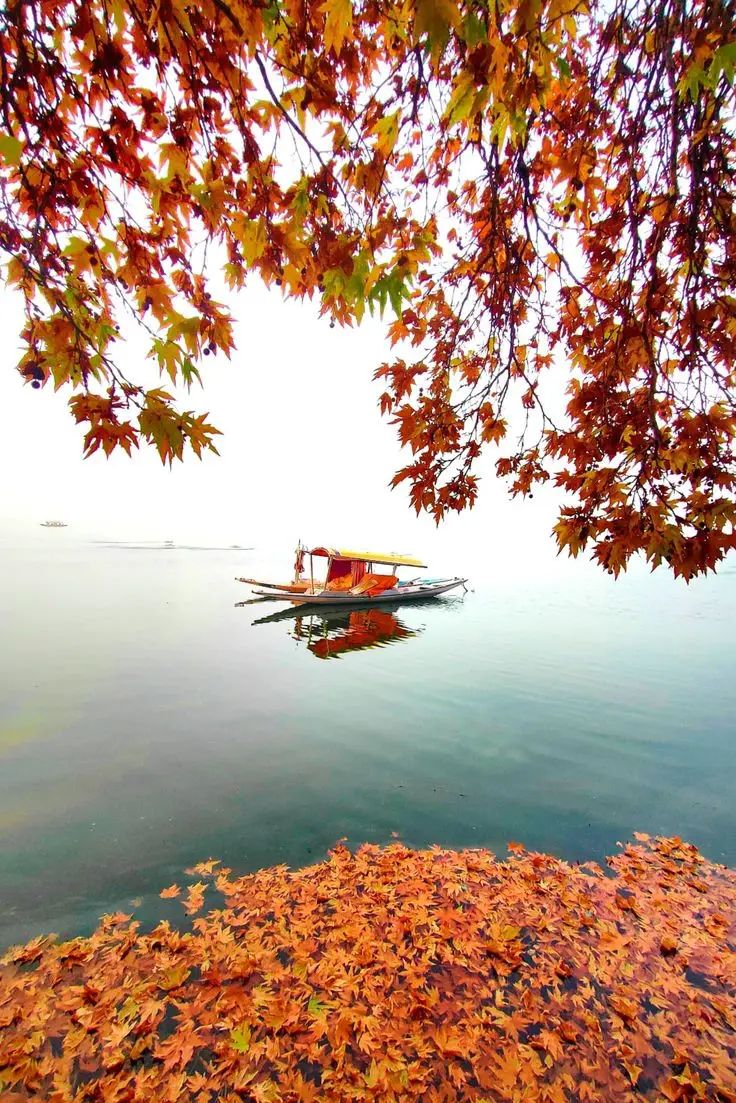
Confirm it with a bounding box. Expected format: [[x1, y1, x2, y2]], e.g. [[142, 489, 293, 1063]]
[[1, 532, 734, 949]]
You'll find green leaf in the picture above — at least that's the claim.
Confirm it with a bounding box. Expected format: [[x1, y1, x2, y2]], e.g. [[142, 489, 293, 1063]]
[[344, 249, 370, 311], [321, 267, 347, 300], [262, 0, 282, 31], [679, 63, 706, 100], [230, 1025, 251, 1052], [63, 237, 88, 257], [556, 56, 571, 79], [0, 134, 23, 166], [461, 11, 486, 46], [445, 74, 478, 126], [678, 44, 736, 100], [308, 996, 328, 1017], [291, 176, 310, 222], [181, 358, 202, 388], [710, 41, 736, 85], [388, 273, 408, 317]]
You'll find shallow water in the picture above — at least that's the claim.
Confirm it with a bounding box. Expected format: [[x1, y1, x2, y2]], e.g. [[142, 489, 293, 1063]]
[[1, 532, 735, 949]]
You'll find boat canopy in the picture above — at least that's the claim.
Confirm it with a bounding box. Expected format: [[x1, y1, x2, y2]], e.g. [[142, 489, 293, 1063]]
[[308, 547, 427, 568]]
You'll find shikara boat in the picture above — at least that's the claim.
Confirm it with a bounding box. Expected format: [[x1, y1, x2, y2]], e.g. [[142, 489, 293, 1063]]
[[239, 542, 467, 607]]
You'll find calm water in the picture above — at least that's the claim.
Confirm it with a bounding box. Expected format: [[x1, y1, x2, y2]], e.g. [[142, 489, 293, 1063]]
[[1, 532, 735, 949]]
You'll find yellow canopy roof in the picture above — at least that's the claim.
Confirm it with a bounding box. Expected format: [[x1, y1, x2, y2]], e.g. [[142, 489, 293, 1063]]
[[309, 546, 426, 568]]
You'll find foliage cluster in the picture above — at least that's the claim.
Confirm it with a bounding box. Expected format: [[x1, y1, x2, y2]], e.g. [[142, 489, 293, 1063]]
[[1, 0, 735, 574], [1, 835, 735, 1101]]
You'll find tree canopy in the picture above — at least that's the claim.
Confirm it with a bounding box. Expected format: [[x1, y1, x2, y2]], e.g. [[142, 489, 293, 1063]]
[[1, 0, 735, 577]]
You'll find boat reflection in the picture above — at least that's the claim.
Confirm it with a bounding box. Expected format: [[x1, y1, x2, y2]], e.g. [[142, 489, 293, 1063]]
[[251, 601, 428, 660]]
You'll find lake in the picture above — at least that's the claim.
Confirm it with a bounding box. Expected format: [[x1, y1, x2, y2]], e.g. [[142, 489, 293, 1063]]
[[1, 530, 735, 950]]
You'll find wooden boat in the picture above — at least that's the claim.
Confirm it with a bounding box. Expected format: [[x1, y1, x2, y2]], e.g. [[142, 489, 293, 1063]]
[[242, 542, 467, 607]]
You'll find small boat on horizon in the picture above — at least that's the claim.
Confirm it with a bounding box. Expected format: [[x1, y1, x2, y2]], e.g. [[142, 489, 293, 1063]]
[[40, 520, 68, 528], [237, 542, 467, 607]]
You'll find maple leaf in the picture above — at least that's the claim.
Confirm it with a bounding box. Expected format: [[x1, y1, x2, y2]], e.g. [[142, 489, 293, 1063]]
[[608, 993, 639, 1022], [182, 882, 206, 915], [158, 963, 191, 990], [0, 134, 24, 166], [320, 0, 353, 55], [160, 884, 181, 899], [229, 1024, 251, 1052], [185, 859, 221, 877], [414, 0, 461, 59]]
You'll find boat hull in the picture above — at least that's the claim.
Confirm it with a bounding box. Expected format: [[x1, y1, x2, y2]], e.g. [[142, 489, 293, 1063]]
[[251, 578, 467, 605]]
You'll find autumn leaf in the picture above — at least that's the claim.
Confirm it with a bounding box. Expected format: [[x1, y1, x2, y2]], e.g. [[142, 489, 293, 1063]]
[[158, 963, 191, 990], [182, 882, 206, 915], [320, 0, 353, 54], [608, 993, 639, 1021], [185, 859, 221, 877], [307, 996, 329, 1018], [230, 1024, 251, 1052], [414, 0, 460, 57], [0, 134, 23, 166], [159, 884, 181, 899]]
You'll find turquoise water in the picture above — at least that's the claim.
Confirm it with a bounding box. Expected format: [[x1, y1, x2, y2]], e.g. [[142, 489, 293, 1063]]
[[1, 533, 735, 949]]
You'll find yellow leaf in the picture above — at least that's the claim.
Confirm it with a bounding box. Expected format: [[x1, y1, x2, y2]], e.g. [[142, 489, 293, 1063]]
[[364, 1058, 380, 1087], [230, 1024, 251, 1052], [235, 216, 267, 266], [414, 0, 460, 57], [320, 0, 353, 55], [371, 112, 400, 156], [63, 237, 89, 257], [159, 964, 191, 990]]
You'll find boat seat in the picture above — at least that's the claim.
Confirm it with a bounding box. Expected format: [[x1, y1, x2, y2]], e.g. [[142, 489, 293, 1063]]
[[349, 573, 398, 596], [325, 574, 355, 592]]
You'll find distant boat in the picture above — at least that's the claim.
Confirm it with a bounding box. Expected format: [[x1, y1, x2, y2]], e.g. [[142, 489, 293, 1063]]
[[40, 521, 67, 528]]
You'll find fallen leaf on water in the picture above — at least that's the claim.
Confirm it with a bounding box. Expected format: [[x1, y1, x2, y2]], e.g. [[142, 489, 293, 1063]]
[[0, 835, 734, 1102], [185, 859, 221, 877], [182, 882, 206, 915]]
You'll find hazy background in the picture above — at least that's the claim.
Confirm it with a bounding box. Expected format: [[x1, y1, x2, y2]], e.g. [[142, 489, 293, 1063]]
[[0, 278, 567, 576]]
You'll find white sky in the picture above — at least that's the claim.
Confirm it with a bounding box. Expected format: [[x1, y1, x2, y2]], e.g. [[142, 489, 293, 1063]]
[[0, 275, 576, 578]]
